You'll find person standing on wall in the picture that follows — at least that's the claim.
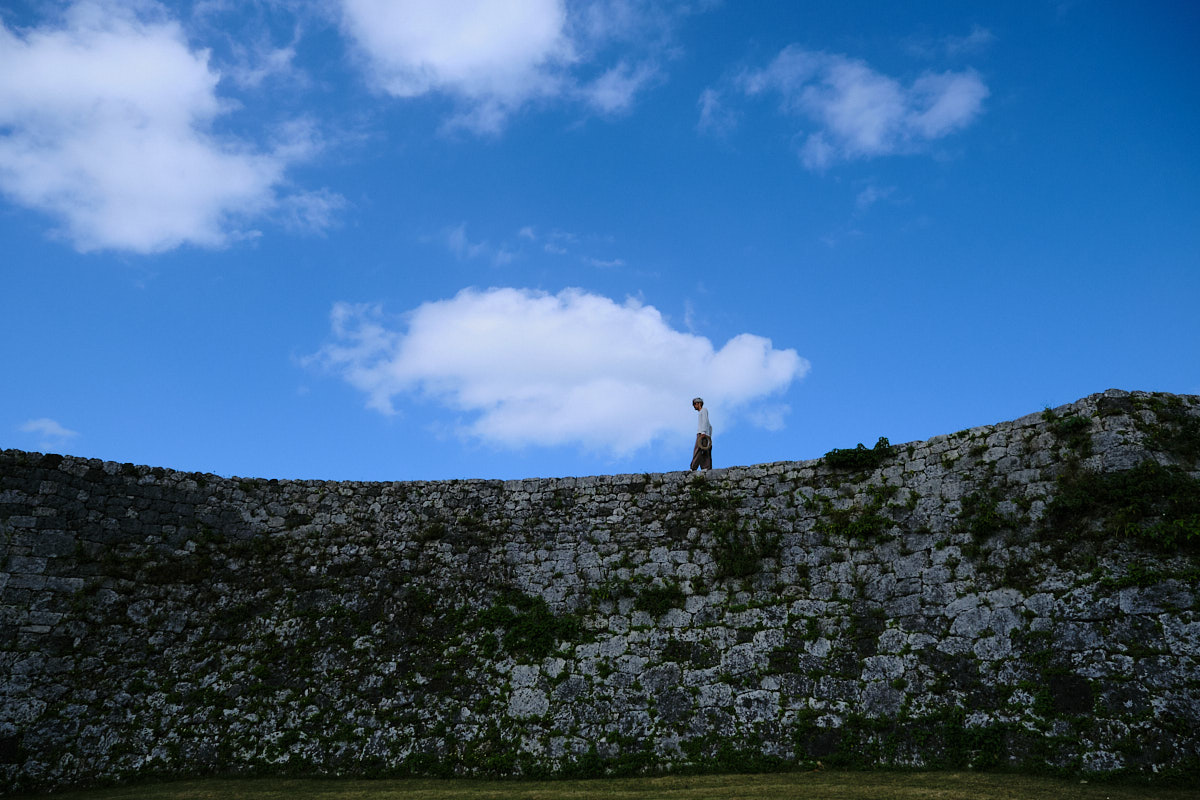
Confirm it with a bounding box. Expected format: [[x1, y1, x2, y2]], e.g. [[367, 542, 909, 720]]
[[690, 397, 713, 471]]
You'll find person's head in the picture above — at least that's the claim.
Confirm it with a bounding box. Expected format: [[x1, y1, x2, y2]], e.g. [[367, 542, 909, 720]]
[[692, 397, 704, 410]]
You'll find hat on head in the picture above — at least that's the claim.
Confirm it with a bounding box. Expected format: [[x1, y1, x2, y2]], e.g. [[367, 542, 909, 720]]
[[692, 397, 704, 405]]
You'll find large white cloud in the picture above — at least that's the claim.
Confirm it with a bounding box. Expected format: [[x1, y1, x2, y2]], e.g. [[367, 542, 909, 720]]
[[735, 46, 988, 169], [338, 0, 683, 131], [0, 1, 326, 253], [309, 287, 809, 454], [341, 0, 570, 127]]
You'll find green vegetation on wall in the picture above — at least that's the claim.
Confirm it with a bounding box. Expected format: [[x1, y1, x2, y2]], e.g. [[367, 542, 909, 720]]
[[1047, 461, 1200, 551], [823, 437, 895, 471]]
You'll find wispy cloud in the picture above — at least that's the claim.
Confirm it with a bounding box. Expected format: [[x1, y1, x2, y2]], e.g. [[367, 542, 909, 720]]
[[0, 1, 337, 254], [510, 225, 624, 268], [307, 287, 809, 454], [18, 418, 80, 451], [855, 183, 897, 212], [580, 60, 660, 115], [226, 40, 303, 90], [696, 87, 737, 136], [943, 25, 996, 58], [277, 188, 347, 235], [433, 222, 623, 268], [710, 45, 988, 170], [906, 25, 996, 60], [443, 223, 516, 266]]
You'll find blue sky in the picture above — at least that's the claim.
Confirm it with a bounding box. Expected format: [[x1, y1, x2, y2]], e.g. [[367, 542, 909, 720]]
[[2, 1, 1198, 482]]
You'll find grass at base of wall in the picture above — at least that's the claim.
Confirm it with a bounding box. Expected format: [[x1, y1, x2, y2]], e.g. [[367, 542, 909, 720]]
[[9, 772, 1199, 800]]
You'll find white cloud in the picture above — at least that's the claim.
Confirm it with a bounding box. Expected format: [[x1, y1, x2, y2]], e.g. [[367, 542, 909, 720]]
[[907, 71, 990, 138], [0, 1, 334, 253], [340, 0, 573, 132], [737, 46, 988, 169], [581, 60, 659, 115], [338, 0, 694, 132], [308, 287, 809, 454], [18, 418, 80, 450]]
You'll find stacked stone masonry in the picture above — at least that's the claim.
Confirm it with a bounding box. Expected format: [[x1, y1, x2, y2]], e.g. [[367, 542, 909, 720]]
[[2, 389, 1199, 792]]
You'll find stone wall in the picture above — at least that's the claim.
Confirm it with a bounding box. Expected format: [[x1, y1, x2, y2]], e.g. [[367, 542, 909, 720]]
[[2, 389, 1198, 793]]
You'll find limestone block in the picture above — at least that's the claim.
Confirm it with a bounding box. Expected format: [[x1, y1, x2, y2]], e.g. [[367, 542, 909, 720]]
[[553, 675, 587, 703], [989, 607, 1023, 637], [598, 636, 627, 659], [979, 586, 1021, 608], [0, 697, 47, 726], [6, 573, 47, 591], [721, 643, 761, 675], [945, 595, 980, 617], [734, 689, 778, 723], [1119, 583, 1193, 616], [973, 635, 1012, 661], [752, 629, 784, 651], [864, 573, 897, 602], [617, 654, 647, 675], [28, 532, 75, 559], [5, 556, 46, 575], [995, 455, 1023, 472], [876, 628, 906, 654], [1161, 616, 1200, 655], [894, 552, 929, 581], [508, 688, 548, 719], [1055, 622, 1104, 652], [886, 594, 922, 618], [937, 636, 973, 656], [861, 655, 905, 682], [511, 665, 540, 687], [697, 682, 732, 708], [641, 663, 681, 694], [655, 687, 694, 723], [860, 682, 903, 716], [804, 638, 831, 658], [661, 608, 692, 629]]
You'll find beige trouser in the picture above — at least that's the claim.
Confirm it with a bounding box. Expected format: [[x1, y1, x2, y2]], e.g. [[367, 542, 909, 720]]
[[690, 434, 712, 471]]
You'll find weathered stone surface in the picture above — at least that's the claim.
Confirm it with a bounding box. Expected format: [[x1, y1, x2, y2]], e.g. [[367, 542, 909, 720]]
[[509, 688, 549, 719], [1, 390, 1198, 793]]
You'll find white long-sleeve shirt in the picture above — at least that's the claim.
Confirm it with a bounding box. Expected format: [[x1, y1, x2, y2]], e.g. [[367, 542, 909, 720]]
[[697, 407, 712, 437]]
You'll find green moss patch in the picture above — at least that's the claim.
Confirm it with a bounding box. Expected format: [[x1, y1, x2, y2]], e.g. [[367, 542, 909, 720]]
[[1046, 461, 1200, 551], [478, 590, 586, 661]]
